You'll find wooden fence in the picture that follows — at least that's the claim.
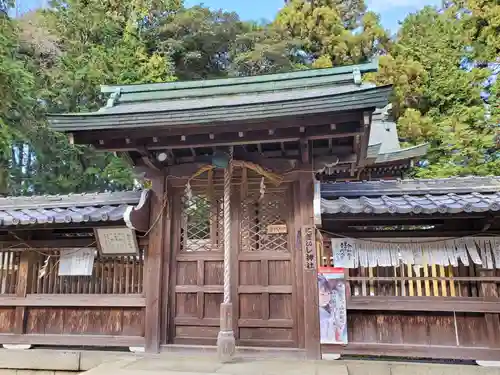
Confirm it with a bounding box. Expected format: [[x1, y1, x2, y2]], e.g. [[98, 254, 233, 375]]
[[0, 249, 145, 347], [320, 236, 500, 361]]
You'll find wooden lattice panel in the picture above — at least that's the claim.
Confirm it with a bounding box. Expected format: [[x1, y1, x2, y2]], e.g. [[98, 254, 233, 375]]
[[0, 251, 20, 294], [241, 190, 289, 252], [31, 249, 144, 294], [181, 192, 224, 252]]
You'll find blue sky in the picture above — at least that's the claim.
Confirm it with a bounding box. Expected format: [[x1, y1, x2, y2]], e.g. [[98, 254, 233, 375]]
[[17, 0, 442, 32], [185, 0, 443, 32]]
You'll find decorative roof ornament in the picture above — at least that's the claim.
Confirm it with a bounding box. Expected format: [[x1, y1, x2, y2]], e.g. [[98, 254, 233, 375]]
[[380, 103, 393, 122], [98, 88, 122, 112], [353, 67, 362, 85]]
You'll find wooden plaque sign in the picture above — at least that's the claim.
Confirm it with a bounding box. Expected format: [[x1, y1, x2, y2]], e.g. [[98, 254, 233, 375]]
[[95, 226, 139, 256], [267, 224, 287, 234], [301, 225, 317, 270]]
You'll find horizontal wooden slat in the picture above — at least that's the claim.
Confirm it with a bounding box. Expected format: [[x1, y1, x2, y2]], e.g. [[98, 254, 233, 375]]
[[172, 337, 216, 345], [176, 253, 223, 262], [238, 252, 291, 261], [348, 276, 500, 282], [348, 296, 500, 313], [238, 319, 293, 328], [175, 285, 223, 293], [324, 343, 500, 361], [174, 317, 219, 326], [239, 339, 295, 348], [0, 294, 145, 307], [0, 334, 144, 347], [238, 285, 292, 294], [1, 238, 149, 249]]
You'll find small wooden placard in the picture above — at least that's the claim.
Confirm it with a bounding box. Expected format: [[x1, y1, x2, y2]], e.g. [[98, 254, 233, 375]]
[[95, 226, 139, 256], [267, 224, 288, 234], [301, 225, 317, 270]]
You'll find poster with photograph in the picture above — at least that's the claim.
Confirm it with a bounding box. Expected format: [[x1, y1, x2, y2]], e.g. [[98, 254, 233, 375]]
[[318, 267, 348, 345]]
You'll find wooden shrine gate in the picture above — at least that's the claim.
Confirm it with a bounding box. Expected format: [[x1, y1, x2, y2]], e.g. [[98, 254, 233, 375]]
[[167, 169, 300, 348]]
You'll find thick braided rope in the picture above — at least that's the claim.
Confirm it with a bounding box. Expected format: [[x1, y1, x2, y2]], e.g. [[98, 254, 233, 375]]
[[223, 148, 233, 304]]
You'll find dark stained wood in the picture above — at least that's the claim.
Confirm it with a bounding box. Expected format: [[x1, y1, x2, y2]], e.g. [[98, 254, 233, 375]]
[[0, 308, 16, 333], [479, 270, 500, 347], [76, 111, 364, 143], [25, 307, 144, 335], [231, 189, 241, 337], [348, 296, 500, 313], [95, 125, 362, 152], [236, 183, 297, 348], [170, 185, 224, 344], [123, 308, 146, 337], [167, 193, 182, 343], [144, 172, 167, 353], [0, 295, 145, 307], [0, 237, 149, 249], [297, 172, 321, 360], [160, 180, 173, 345], [14, 251, 35, 334], [292, 182, 305, 349]]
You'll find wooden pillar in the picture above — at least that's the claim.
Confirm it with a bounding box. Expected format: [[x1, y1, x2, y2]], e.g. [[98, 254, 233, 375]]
[[480, 270, 500, 347], [298, 170, 321, 360], [14, 251, 35, 334], [145, 171, 167, 353], [160, 179, 173, 345], [217, 157, 236, 362]]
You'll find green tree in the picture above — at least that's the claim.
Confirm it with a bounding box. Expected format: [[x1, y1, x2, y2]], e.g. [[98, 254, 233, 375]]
[[367, 6, 498, 177], [153, 5, 247, 80], [3, 0, 180, 195], [228, 22, 306, 76], [275, 0, 389, 66]]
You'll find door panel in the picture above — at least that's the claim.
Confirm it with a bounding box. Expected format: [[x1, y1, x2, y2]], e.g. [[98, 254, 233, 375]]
[[237, 186, 297, 347], [168, 171, 298, 348]]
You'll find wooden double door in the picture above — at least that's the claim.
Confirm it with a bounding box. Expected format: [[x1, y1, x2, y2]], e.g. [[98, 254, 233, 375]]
[[167, 174, 301, 348]]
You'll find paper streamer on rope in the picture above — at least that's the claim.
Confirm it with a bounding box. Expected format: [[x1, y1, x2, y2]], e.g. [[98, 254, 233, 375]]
[[330, 237, 500, 269]]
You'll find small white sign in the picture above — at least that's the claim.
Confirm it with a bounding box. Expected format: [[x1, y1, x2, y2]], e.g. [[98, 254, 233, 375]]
[[95, 227, 139, 255], [58, 248, 95, 276], [331, 238, 355, 268], [267, 224, 287, 234]]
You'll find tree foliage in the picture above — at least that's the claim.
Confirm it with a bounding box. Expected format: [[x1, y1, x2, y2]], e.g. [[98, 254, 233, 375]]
[[366, 4, 499, 177], [0, 0, 499, 196]]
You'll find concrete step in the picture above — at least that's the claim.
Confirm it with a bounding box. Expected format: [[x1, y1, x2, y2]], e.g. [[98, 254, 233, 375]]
[[80, 353, 500, 375]]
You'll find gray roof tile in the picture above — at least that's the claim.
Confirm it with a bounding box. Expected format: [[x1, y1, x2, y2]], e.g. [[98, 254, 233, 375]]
[[321, 177, 500, 215], [0, 191, 144, 227]]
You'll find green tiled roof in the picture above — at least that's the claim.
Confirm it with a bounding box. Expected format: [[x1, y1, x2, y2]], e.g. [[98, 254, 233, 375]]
[[48, 61, 390, 132]]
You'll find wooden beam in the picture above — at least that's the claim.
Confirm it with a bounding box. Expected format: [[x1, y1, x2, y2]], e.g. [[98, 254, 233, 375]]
[[13, 251, 35, 334], [347, 296, 500, 313], [144, 171, 167, 353], [0, 334, 144, 347], [0, 294, 146, 307], [356, 112, 372, 167], [136, 147, 162, 171], [92, 124, 363, 152], [479, 269, 500, 347], [0, 237, 148, 249], [297, 171, 321, 360], [75, 111, 364, 142], [160, 178, 173, 345], [299, 139, 309, 164]]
